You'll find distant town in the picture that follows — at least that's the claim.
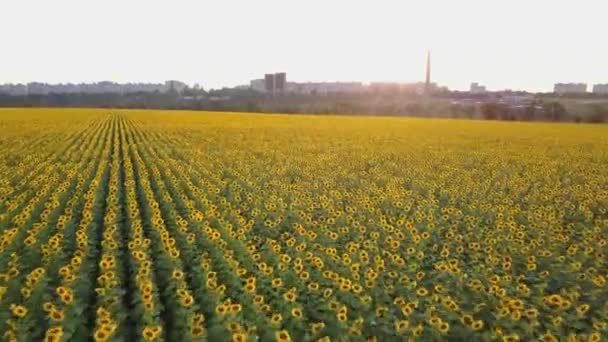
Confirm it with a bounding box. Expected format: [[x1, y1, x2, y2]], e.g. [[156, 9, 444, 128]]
[[0, 52, 606, 96], [1, 52, 606, 123], [1, 79, 607, 96], [0, 80, 189, 96]]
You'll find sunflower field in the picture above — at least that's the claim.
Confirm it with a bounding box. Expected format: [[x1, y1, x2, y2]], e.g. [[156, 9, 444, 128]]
[[0, 108, 607, 341]]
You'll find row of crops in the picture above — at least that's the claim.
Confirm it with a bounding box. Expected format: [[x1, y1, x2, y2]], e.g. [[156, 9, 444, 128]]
[[0, 109, 607, 341]]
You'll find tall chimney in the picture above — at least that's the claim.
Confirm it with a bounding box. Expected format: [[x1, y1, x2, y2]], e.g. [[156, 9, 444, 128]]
[[425, 50, 431, 94]]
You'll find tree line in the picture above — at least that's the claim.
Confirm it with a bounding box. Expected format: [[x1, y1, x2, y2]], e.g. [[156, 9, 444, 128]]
[[0, 89, 607, 123]]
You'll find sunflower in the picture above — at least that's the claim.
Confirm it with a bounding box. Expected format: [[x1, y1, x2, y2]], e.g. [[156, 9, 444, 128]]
[[232, 332, 247, 342], [244, 283, 255, 293], [11, 304, 28, 318], [438, 322, 450, 334], [61, 292, 74, 304], [540, 333, 557, 342], [412, 324, 424, 337], [328, 301, 339, 311], [216, 304, 227, 315], [56, 286, 68, 296], [576, 304, 590, 316], [253, 295, 264, 305], [589, 332, 601, 342], [471, 320, 484, 330], [43, 302, 55, 312], [308, 282, 319, 291], [275, 330, 291, 342], [416, 288, 429, 296], [271, 313, 283, 325], [142, 326, 156, 341], [312, 322, 325, 334], [182, 295, 194, 307], [50, 309, 64, 322], [191, 326, 205, 337], [172, 270, 184, 280], [192, 313, 205, 325], [94, 328, 111, 342], [291, 307, 303, 319], [283, 291, 296, 302], [394, 319, 409, 333]]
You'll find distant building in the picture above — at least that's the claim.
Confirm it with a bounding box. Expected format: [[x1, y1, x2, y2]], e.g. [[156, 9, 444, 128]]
[[369, 82, 437, 95], [262, 73, 287, 95], [275, 73, 286, 93], [470, 82, 487, 94], [250, 79, 266, 93], [248, 63, 447, 95], [0, 84, 28, 96], [0, 81, 187, 95], [165, 80, 187, 93], [554, 83, 587, 95], [592, 84, 608, 95], [499, 94, 535, 107], [264, 74, 274, 94], [287, 82, 366, 94]]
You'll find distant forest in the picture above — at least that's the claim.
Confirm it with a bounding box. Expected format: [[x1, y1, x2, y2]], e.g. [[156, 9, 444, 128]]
[[1, 88, 607, 123]]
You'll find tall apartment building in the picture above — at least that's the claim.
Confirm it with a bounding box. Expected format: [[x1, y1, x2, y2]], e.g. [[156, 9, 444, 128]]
[[554, 83, 587, 95], [274, 73, 286, 93], [470, 82, 487, 94], [592, 84, 608, 95], [263, 73, 287, 95], [264, 74, 275, 94]]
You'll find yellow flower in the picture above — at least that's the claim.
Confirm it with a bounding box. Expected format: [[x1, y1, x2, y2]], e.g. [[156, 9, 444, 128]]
[[540, 332, 557, 342], [271, 313, 283, 325], [142, 326, 157, 341], [394, 319, 409, 333], [11, 304, 28, 318], [50, 309, 64, 322], [312, 322, 325, 334], [438, 322, 449, 334], [471, 320, 484, 330], [216, 304, 227, 315], [503, 335, 520, 342], [191, 326, 205, 337], [283, 291, 297, 302], [94, 329, 110, 342], [416, 288, 429, 296], [576, 304, 590, 316], [43, 302, 56, 312], [275, 330, 291, 342], [172, 269, 184, 280], [181, 294, 194, 307], [589, 332, 601, 342], [232, 332, 246, 342], [291, 307, 303, 319]]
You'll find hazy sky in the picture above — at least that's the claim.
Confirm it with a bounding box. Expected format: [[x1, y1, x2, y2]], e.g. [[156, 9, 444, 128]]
[[1, 0, 606, 91]]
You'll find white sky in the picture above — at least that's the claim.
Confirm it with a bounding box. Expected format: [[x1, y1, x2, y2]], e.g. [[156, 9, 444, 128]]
[[0, 0, 606, 91]]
